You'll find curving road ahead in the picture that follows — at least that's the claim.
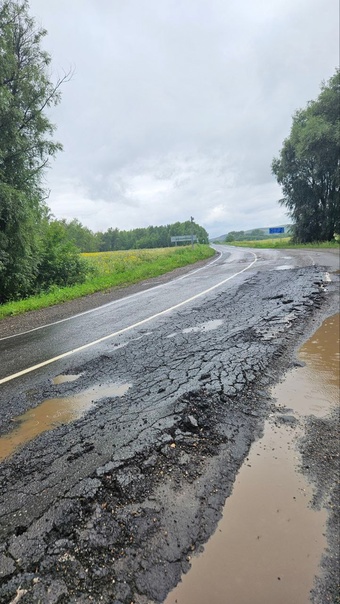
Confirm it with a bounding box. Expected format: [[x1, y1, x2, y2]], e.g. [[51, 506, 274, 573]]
[[1, 245, 336, 387]]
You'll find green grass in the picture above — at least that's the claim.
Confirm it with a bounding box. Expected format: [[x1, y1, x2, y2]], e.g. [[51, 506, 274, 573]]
[[0, 245, 215, 320], [225, 237, 340, 249]]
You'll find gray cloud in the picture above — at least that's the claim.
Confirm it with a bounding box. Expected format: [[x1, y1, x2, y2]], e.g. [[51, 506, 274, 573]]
[[30, 0, 338, 237]]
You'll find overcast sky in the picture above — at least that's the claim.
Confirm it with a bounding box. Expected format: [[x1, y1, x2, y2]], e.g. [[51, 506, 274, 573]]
[[29, 0, 338, 238]]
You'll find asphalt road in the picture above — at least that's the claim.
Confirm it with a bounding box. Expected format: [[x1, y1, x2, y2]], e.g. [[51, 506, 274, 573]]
[[0, 245, 338, 604], [0, 245, 335, 386]]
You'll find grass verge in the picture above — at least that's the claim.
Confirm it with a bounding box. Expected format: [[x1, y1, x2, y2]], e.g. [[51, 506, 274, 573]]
[[0, 245, 215, 320], [224, 238, 340, 249]]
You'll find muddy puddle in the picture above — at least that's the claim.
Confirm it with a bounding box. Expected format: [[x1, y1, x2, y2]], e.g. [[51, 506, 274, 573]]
[[0, 382, 130, 462], [165, 314, 339, 604], [52, 374, 82, 385]]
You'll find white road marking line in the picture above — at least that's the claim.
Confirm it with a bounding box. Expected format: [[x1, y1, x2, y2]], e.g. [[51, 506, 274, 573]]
[[0, 253, 257, 385], [0, 249, 224, 342]]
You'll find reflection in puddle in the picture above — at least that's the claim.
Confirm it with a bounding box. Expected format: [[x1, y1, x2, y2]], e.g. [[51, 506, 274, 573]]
[[52, 374, 82, 385], [183, 319, 224, 334], [165, 314, 339, 604], [0, 382, 130, 462]]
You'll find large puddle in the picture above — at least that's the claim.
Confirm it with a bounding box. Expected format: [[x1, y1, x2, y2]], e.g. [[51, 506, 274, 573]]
[[165, 314, 339, 604], [0, 382, 130, 462]]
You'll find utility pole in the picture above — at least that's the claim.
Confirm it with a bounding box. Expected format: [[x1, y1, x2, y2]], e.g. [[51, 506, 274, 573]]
[[190, 216, 194, 248]]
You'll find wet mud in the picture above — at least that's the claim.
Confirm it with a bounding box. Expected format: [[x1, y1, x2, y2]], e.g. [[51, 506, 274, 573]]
[[0, 265, 338, 603]]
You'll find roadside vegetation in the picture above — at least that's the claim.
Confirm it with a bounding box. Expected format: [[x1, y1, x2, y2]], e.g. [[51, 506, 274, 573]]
[[225, 238, 339, 249], [0, 245, 215, 319]]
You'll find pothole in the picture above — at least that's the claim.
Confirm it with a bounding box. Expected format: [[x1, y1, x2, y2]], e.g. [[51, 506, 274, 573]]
[[279, 313, 339, 417], [165, 314, 339, 604], [0, 382, 131, 462]]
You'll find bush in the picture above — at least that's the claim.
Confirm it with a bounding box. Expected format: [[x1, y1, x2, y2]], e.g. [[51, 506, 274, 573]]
[[36, 222, 89, 290]]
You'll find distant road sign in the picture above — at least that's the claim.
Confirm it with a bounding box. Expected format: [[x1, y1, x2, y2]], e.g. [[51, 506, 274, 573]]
[[269, 227, 285, 234], [171, 235, 197, 243]]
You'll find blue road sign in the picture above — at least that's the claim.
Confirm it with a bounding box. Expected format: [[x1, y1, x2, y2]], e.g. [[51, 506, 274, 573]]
[[269, 227, 285, 234]]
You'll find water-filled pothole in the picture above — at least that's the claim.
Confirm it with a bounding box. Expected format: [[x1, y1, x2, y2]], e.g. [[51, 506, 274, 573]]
[[165, 314, 339, 604], [278, 313, 339, 417], [52, 374, 82, 385], [0, 382, 130, 462]]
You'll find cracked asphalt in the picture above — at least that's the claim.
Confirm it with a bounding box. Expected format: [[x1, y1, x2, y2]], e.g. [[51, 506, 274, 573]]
[[0, 245, 339, 603]]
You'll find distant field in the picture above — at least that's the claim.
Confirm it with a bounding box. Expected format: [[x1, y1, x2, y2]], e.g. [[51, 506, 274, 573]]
[[225, 238, 339, 249], [82, 246, 215, 286], [0, 245, 215, 320]]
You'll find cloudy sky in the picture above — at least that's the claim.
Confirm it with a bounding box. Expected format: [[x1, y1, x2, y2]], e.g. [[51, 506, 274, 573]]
[[29, 0, 338, 238]]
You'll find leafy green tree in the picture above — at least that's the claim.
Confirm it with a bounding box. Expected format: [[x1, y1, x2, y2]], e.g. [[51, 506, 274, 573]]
[[225, 230, 245, 241], [55, 218, 99, 252], [225, 233, 235, 242], [99, 227, 119, 251], [248, 229, 265, 240], [272, 70, 340, 242], [0, 0, 67, 301], [36, 221, 89, 290]]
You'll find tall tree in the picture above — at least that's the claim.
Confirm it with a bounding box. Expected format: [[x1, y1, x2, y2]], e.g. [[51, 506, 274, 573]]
[[0, 0, 66, 301], [272, 70, 340, 242]]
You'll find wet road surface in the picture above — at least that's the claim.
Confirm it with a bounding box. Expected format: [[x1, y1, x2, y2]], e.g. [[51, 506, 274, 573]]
[[0, 245, 339, 603], [0, 245, 329, 384]]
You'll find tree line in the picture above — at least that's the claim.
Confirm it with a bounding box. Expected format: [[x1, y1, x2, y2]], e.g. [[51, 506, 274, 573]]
[[52, 219, 208, 253], [224, 228, 289, 243]]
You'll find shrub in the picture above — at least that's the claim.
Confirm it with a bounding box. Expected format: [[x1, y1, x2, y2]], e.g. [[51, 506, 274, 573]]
[[36, 221, 89, 290]]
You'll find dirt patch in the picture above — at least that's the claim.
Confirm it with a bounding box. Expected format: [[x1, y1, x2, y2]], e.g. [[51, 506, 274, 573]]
[[300, 412, 340, 604]]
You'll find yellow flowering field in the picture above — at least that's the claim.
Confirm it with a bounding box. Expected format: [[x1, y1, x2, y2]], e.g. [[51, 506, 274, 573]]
[[82, 246, 214, 277]]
